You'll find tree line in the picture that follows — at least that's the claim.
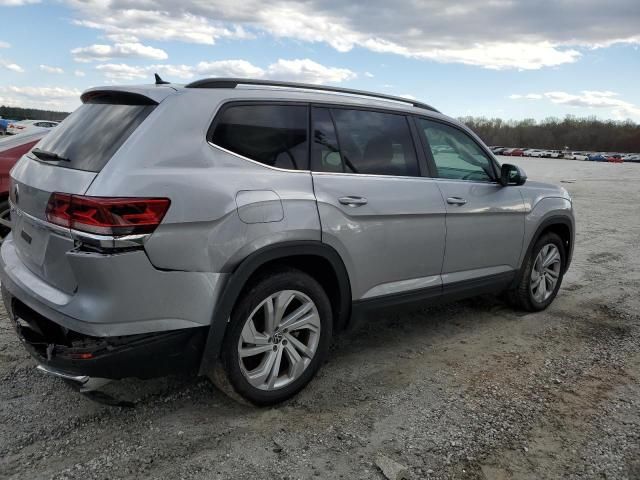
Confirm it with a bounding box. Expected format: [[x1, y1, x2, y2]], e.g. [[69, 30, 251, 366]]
[[460, 116, 640, 153], [0, 106, 69, 122]]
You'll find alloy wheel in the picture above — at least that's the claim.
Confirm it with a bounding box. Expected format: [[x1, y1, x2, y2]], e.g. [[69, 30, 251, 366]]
[[237, 290, 321, 391], [530, 244, 561, 302]]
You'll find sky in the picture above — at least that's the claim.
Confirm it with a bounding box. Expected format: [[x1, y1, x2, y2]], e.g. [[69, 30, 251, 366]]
[[0, 0, 639, 122]]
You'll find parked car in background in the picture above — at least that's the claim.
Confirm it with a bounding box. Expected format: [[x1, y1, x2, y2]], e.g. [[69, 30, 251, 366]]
[[0, 118, 18, 136], [567, 152, 588, 161], [0, 127, 50, 237], [588, 153, 608, 162], [493, 147, 509, 155], [0, 78, 574, 405], [6, 120, 59, 135], [501, 148, 516, 156], [528, 150, 545, 157], [607, 155, 624, 163], [623, 154, 640, 162], [510, 148, 525, 157]]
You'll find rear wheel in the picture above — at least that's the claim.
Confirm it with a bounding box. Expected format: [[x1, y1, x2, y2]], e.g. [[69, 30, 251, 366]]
[[0, 200, 11, 239], [218, 268, 333, 405], [509, 232, 565, 311]]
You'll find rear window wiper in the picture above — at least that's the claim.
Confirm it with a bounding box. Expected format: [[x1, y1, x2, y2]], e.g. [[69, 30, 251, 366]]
[[31, 148, 70, 162]]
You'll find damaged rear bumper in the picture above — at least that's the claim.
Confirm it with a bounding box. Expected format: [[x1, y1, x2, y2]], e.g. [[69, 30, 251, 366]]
[[3, 288, 207, 380]]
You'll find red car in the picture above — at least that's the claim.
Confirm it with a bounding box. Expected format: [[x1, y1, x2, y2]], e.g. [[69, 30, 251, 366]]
[[0, 128, 49, 237], [607, 155, 624, 163], [510, 148, 525, 157]]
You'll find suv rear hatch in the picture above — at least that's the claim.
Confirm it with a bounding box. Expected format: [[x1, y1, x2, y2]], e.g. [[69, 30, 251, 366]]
[[9, 90, 158, 294]]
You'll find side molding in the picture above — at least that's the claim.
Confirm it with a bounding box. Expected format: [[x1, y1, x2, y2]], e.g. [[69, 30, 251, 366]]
[[198, 240, 351, 375]]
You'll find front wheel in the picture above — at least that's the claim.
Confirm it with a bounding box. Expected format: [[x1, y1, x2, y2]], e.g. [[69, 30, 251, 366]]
[[218, 268, 333, 405], [509, 232, 565, 311]]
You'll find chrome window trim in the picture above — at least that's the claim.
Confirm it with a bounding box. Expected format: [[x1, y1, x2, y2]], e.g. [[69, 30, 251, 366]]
[[208, 141, 429, 181]]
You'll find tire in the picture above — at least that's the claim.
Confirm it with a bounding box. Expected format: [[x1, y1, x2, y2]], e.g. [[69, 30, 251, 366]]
[[0, 199, 11, 239], [508, 232, 565, 312], [218, 268, 333, 406]]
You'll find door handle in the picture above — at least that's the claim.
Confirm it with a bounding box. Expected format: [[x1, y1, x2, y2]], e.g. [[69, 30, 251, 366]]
[[446, 196, 467, 206], [338, 196, 368, 207]]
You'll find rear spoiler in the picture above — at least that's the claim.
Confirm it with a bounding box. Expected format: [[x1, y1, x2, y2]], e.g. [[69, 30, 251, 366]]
[[80, 85, 177, 105]]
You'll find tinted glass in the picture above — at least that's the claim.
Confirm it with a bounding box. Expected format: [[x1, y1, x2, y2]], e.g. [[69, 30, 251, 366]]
[[418, 119, 495, 182], [35, 103, 155, 172], [311, 107, 343, 173], [330, 109, 419, 177], [211, 104, 308, 170]]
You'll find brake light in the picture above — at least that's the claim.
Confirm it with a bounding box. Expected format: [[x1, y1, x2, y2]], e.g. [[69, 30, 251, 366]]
[[46, 193, 170, 236]]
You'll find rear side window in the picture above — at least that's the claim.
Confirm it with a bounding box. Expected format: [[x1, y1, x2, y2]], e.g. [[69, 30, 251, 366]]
[[211, 104, 309, 170], [34, 101, 155, 172], [328, 108, 419, 177]]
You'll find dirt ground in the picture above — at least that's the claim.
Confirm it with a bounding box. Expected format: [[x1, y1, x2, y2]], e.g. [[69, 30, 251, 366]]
[[1, 157, 639, 480]]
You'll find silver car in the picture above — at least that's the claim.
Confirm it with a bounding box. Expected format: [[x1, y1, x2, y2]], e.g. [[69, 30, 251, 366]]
[[0, 78, 574, 405]]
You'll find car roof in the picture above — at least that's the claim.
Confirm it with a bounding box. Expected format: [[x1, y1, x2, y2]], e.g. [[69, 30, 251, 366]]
[[82, 81, 458, 124]]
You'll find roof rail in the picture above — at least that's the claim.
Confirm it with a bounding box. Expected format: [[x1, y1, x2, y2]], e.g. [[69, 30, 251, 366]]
[[184, 78, 439, 113]]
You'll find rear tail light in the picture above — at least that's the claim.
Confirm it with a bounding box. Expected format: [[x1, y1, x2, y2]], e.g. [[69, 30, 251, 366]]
[[46, 193, 170, 236]]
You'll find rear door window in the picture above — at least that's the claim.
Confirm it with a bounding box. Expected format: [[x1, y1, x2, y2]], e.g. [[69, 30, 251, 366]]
[[33, 97, 155, 172], [329, 108, 419, 177], [210, 104, 309, 170]]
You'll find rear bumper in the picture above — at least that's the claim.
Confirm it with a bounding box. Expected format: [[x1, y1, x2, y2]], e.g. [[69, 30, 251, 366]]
[[0, 233, 228, 337], [3, 288, 206, 380]]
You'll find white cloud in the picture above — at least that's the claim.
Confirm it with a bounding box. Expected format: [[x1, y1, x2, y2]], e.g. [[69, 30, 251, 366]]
[[364, 72, 374, 78], [95, 58, 356, 85], [413, 42, 581, 70], [0, 59, 24, 72], [0, 41, 10, 48], [61, 0, 640, 70], [196, 59, 265, 78], [71, 42, 168, 62], [265, 59, 356, 84], [69, 6, 251, 45], [0, 86, 81, 111], [95, 63, 150, 80], [74, 69, 85, 77], [510, 90, 640, 121], [40, 64, 64, 74]]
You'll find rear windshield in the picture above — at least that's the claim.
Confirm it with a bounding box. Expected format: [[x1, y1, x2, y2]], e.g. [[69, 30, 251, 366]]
[[33, 102, 155, 172]]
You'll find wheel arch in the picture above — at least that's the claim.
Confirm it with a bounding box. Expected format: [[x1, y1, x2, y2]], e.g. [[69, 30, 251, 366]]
[[516, 215, 574, 288], [199, 240, 352, 375]]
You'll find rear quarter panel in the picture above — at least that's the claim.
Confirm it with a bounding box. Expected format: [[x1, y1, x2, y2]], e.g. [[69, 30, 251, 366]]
[[85, 89, 321, 273]]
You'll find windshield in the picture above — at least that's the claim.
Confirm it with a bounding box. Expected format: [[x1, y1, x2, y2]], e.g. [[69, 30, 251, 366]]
[[33, 102, 155, 172]]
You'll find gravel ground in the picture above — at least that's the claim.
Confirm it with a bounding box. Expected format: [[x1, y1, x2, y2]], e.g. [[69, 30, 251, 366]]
[[1, 157, 639, 480]]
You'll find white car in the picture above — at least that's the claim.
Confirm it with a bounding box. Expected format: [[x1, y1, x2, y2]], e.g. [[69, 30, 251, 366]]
[[568, 152, 588, 161], [6, 119, 59, 135], [529, 150, 545, 157]]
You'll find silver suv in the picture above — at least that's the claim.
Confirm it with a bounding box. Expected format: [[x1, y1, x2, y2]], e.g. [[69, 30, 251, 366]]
[[0, 78, 574, 405]]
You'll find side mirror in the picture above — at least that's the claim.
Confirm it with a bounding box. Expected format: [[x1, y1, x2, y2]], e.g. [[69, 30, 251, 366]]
[[500, 163, 527, 186]]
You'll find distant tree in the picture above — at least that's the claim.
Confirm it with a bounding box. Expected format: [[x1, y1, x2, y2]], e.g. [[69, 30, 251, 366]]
[[460, 115, 640, 152], [0, 106, 70, 122]]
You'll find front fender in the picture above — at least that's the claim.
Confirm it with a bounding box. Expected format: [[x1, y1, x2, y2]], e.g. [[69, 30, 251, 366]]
[[518, 197, 575, 271]]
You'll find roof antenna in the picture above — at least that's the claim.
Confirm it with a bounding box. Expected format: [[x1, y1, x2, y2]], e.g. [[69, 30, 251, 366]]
[[154, 73, 170, 85]]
